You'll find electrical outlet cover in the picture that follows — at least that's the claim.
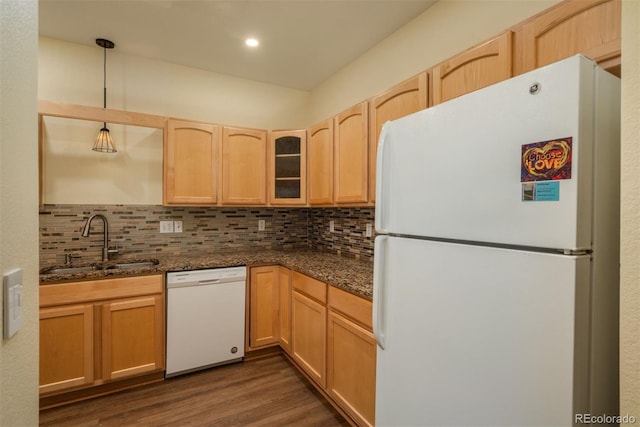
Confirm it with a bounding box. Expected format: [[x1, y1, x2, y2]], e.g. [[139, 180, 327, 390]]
[[366, 223, 373, 237]]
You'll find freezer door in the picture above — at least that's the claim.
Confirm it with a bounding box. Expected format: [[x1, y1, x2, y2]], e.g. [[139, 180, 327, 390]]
[[375, 55, 619, 251], [373, 236, 593, 426]]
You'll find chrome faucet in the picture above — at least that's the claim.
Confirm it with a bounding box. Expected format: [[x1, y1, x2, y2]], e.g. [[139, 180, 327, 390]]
[[81, 214, 118, 262]]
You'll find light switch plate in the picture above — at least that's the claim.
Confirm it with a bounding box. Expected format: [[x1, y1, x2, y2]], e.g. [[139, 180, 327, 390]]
[[3, 268, 23, 339], [160, 220, 174, 233], [173, 221, 183, 233], [258, 220, 265, 231], [329, 220, 335, 232]]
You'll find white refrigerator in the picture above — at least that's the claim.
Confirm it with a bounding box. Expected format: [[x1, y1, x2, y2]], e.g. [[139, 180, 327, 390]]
[[373, 55, 620, 426]]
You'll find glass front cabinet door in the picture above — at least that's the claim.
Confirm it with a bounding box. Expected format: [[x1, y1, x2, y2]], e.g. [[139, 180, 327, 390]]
[[269, 130, 307, 205]]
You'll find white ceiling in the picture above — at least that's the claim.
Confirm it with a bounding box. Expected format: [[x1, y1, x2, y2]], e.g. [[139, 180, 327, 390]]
[[39, 0, 438, 91]]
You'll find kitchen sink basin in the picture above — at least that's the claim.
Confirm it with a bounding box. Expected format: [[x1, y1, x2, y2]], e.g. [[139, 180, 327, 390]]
[[40, 258, 160, 275], [40, 265, 100, 274], [106, 259, 160, 269]]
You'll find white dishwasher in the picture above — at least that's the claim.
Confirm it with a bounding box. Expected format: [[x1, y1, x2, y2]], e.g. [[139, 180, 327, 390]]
[[165, 266, 246, 378]]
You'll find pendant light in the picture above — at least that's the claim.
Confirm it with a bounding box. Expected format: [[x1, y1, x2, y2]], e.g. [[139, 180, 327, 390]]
[[93, 38, 117, 153]]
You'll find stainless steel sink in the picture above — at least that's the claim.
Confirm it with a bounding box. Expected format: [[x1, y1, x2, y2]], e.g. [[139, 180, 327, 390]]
[[40, 265, 100, 274], [41, 258, 159, 275], [107, 259, 159, 269]]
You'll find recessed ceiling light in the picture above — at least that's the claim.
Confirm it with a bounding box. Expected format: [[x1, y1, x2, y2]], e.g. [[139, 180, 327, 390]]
[[245, 38, 259, 48]]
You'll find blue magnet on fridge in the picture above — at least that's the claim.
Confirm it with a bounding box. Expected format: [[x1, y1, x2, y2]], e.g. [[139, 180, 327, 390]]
[[535, 181, 560, 201]]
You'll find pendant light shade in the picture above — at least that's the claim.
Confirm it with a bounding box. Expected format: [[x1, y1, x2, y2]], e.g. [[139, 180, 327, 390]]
[[93, 38, 117, 153], [94, 126, 117, 153]]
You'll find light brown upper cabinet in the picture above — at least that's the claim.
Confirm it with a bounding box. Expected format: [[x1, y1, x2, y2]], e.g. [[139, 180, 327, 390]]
[[516, 0, 621, 76], [368, 73, 428, 203], [307, 119, 334, 206], [269, 130, 307, 205], [222, 126, 268, 205], [334, 102, 369, 204], [164, 119, 220, 205], [432, 31, 512, 106]]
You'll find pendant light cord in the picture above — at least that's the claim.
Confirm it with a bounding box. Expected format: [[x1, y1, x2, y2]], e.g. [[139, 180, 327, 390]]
[[103, 45, 107, 127]]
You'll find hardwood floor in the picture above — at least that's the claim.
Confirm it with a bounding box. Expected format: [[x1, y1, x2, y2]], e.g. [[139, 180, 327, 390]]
[[39, 354, 350, 427]]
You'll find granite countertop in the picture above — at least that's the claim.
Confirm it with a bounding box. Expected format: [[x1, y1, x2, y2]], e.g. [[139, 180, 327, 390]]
[[39, 250, 374, 299]]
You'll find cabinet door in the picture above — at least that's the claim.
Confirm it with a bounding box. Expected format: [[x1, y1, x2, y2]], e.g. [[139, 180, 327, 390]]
[[269, 130, 307, 205], [249, 266, 280, 349], [432, 31, 512, 105], [102, 295, 164, 381], [40, 304, 94, 394], [307, 119, 334, 205], [278, 266, 292, 353], [335, 102, 369, 204], [222, 127, 267, 205], [164, 119, 220, 205], [327, 310, 377, 427], [519, 0, 621, 75], [369, 73, 428, 202], [292, 290, 327, 387]]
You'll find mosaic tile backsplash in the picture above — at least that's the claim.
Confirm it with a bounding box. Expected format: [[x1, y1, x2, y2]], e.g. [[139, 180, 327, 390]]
[[308, 208, 375, 259], [39, 205, 375, 267]]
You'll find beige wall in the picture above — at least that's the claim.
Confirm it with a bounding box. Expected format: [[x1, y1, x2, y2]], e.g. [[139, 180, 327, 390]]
[[41, 118, 163, 205], [620, 0, 640, 420], [309, 0, 558, 123], [39, 37, 311, 129], [39, 37, 311, 205], [0, 0, 40, 425]]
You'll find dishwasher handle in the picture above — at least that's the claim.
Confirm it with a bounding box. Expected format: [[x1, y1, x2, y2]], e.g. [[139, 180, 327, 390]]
[[166, 267, 247, 288]]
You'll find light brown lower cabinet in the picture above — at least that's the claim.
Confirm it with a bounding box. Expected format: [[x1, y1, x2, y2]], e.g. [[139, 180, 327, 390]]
[[247, 265, 294, 352], [39, 275, 165, 401], [248, 266, 280, 349], [327, 310, 376, 427], [247, 267, 378, 427], [291, 290, 327, 387], [101, 295, 165, 381], [39, 303, 95, 394], [278, 267, 292, 353]]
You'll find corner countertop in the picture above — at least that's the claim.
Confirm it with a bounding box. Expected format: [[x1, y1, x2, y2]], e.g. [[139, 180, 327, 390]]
[[39, 250, 374, 299]]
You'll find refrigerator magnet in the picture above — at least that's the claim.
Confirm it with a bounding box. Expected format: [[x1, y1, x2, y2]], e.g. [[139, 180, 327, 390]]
[[521, 137, 572, 182], [522, 182, 535, 201], [522, 181, 560, 202]]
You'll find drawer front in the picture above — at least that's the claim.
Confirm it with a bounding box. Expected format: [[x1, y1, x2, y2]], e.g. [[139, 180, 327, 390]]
[[292, 271, 327, 304], [40, 274, 164, 307], [328, 286, 372, 330]]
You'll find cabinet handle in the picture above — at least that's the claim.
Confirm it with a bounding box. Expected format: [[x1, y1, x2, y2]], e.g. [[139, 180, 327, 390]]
[[373, 235, 388, 350]]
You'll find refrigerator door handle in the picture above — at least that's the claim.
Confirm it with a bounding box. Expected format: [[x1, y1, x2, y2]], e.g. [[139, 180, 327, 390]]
[[373, 235, 388, 349], [375, 123, 390, 234]]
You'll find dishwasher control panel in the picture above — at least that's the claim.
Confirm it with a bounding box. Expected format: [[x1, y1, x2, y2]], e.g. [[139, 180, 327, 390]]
[[167, 266, 247, 286]]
